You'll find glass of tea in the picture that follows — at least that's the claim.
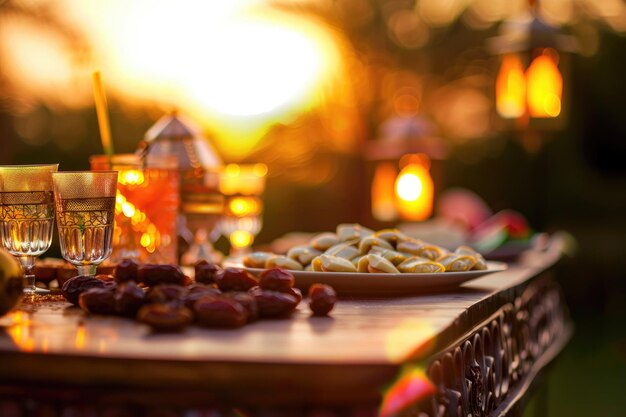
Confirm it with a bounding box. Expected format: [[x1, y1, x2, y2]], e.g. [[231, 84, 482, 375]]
[[0, 164, 58, 293], [52, 171, 118, 276], [219, 163, 267, 256], [90, 154, 179, 264]]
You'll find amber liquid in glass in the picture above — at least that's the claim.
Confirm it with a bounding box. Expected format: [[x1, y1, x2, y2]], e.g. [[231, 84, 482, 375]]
[[181, 192, 224, 233], [0, 191, 54, 257], [116, 168, 179, 263], [55, 197, 115, 266]]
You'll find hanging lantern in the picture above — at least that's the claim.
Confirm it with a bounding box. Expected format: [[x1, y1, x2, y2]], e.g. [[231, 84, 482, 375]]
[[394, 154, 434, 222], [138, 111, 224, 264], [488, 9, 577, 132], [365, 86, 445, 224]]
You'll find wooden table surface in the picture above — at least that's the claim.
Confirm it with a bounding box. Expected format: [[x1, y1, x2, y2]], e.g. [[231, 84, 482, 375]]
[[0, 239, 568, 411]]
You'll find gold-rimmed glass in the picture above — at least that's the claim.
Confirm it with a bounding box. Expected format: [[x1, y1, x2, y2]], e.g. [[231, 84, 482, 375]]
[[0, 164, 58, 294], [219, 163, 267, 256], [52, 171, 118, 276], [90, 154, 179, 264]]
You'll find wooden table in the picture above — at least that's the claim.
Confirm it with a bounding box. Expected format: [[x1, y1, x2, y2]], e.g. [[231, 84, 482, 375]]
[[0, 239, 571, 417]]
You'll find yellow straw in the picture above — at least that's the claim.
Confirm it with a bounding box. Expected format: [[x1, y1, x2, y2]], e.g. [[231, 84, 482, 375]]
[[92, 70, 114, 166]]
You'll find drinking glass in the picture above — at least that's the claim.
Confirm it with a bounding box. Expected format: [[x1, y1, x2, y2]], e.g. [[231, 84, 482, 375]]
[[0, 164, 58, 294], [90, 154, 179, 264], [52, 171, 118, 276], [219, 164, 267, 256], [180, 168, 225, 264]]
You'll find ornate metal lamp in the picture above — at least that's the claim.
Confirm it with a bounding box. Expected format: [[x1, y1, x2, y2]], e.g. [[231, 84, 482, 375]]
[[370, 152, 436, 223], [138, 111, 224, 264], [366, 99, 443, 223], [488, 2, 578, 137]]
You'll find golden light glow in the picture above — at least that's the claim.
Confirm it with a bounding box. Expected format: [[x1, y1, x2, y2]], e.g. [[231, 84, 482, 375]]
[[385, 318, 436, 362], [121, 201, 136, 218], [496, 54, 526, 119], [0, 1, 348, 158], [140, 224, 160, 253], [396, 173, 423, 202], [220, 164, 267, 195], [526, 49, 563, 118], [109, 163, 169, 259], [140, 232, 152, 248], [372, 162, 398, 222], [119, 169, 145, 186], [252, 163, 269, 177], [6, 311, 35, 352], [186, 20, 323, 117], [61, 0, 342, 158], [92, 155, 177, 260], [220, 163, 265, 253], [394, 154, 434, 221], [230, 230, 254, 249], [226, 164, 241, 176], [0, 16, 88, 108], [75, 325, 86, 350], [229, 197, 262, 217]]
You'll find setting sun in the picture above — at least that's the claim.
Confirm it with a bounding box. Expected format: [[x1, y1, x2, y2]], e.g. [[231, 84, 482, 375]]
[[0, 0, 343, 158]]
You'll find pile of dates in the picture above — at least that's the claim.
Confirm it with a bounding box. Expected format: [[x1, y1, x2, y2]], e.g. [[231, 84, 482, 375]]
[[61, 260, 337, 332]]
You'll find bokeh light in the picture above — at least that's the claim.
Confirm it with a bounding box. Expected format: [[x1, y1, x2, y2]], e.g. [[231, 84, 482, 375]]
[[496, 54, 526, 119], [380, 366, 436, 417], [394, 155, 434, 222], [230, 230, 254, 249], [0, 16, 88, 109], [526, 49, 563, 118], [396, 173, 424, 202], [385, 317, 436, 362]]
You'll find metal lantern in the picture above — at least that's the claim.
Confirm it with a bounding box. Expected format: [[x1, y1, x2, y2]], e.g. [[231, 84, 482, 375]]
[[488, 12, 578, 133], [138, 112, 224, 264], [366, 104, 444, 223], [140, 112, 222, 171]]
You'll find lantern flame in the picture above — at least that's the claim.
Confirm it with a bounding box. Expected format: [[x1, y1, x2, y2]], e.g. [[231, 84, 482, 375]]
[[496, 54, 526, 119], [396, 173, 424, 202], [526, 49, 563, 118], [394, 154, 434, 221]]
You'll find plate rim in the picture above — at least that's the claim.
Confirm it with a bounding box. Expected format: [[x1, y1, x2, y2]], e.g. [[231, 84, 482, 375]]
[[239, 260, 508, 279]]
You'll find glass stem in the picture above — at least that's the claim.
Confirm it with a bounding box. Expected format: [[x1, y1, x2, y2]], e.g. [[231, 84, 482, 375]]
[[20, 256, 36, 293], [77, 264, 97, 277]]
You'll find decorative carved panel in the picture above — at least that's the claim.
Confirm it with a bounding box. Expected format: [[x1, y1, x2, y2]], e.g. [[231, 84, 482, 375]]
[[415, 278, 567, 417]]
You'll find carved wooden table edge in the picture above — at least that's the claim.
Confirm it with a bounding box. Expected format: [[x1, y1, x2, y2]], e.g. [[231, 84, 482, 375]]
[[399, 270, 573, 417]]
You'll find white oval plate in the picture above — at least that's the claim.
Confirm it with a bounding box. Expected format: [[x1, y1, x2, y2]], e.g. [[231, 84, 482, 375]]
[[240, 261, 507, 296]]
